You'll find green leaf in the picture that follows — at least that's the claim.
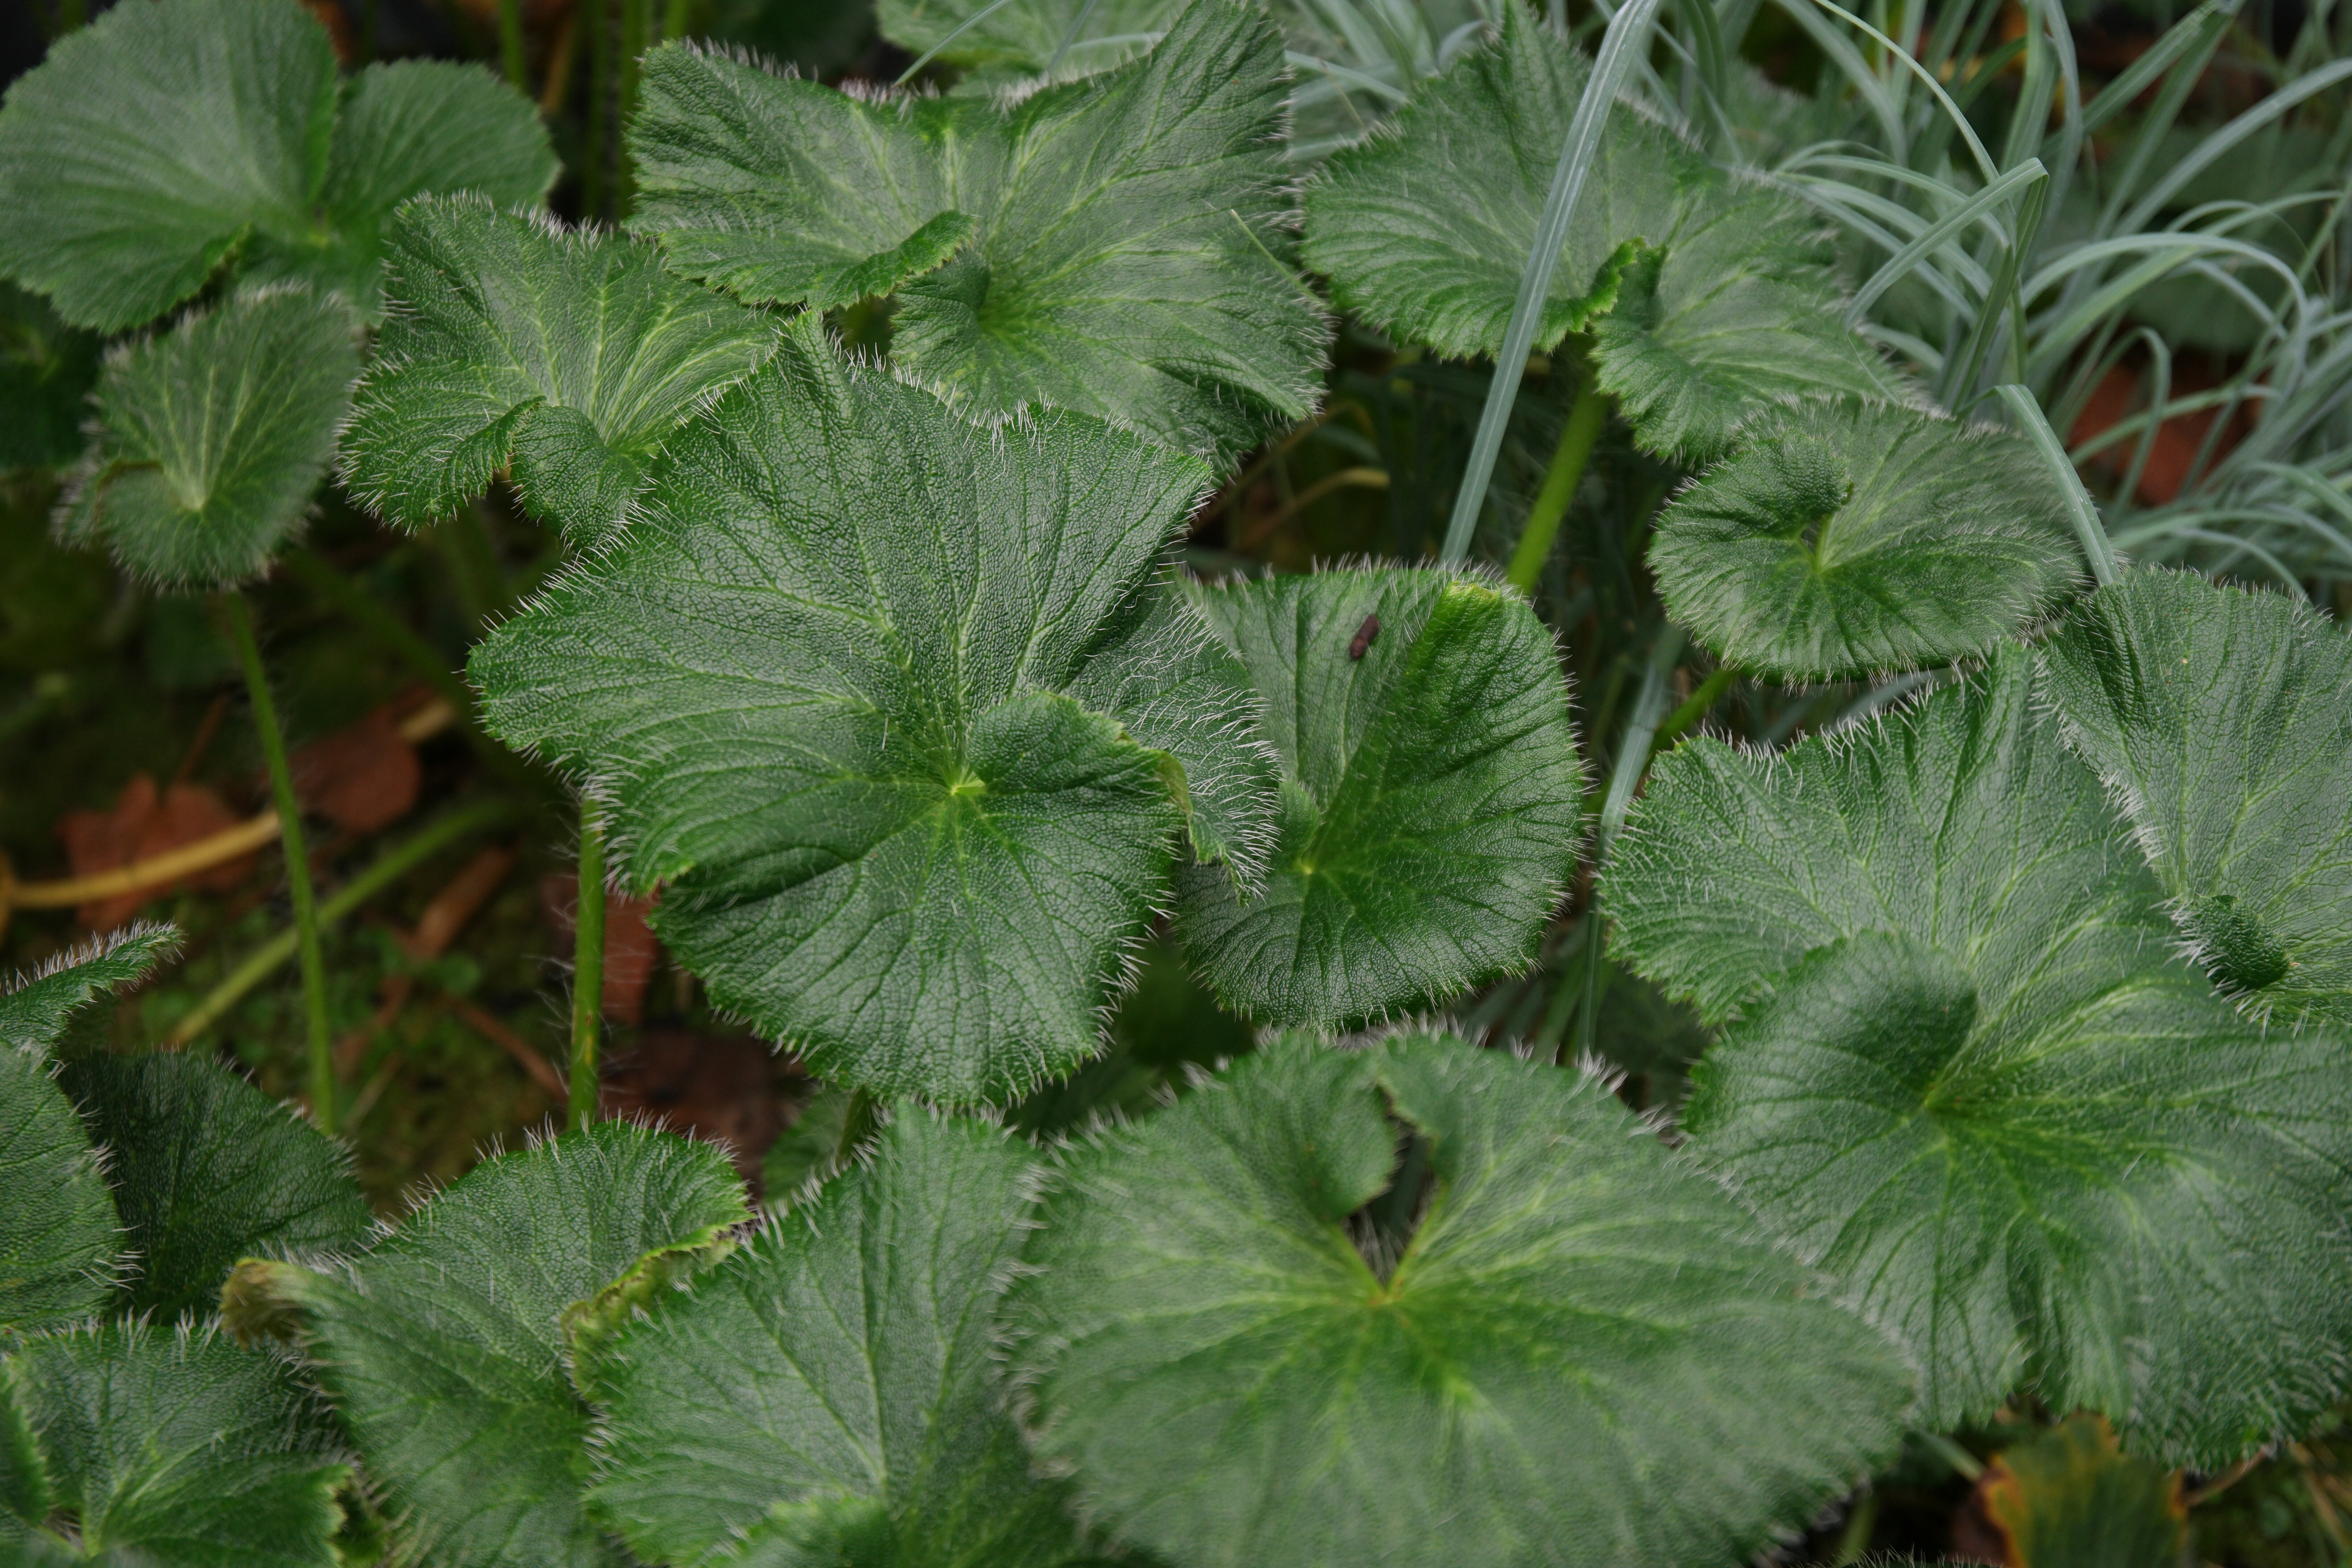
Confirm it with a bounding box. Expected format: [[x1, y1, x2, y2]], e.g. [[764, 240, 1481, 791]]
[[340, 195, 777, 543], [58, 1054, 369, 1322], [0, 0, 552, 332], [875, 0, 1177, 74], [1, 930, 175, 1336], [1008, 1032, 1912, 1568], [0, 283, 101, 474], [1683, 927, 2352, 1466], [225, 1123, 748, 1568], [0, 927, 180, 1054], [1588, 216, 1900, 464], [274, 61, 559, 313], [4, 1322, 347, 1566], [1171, 567, 1582, 1028], [1606, 644, 2139, 1026], [1300, 6, 1886, 458], [593, 1112, 1089, 1568], [470, 319, 1241, 1105], [628, 0, 1327, 459], [57, 289, 360, 590], [1610, 646, 2352, 1461], [1646, 400, 2081, 681], [2037, 569, 2352, 1026]]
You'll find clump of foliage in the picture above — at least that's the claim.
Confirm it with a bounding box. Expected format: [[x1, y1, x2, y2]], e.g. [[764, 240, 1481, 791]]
[[4, 0, 2352, 1562]]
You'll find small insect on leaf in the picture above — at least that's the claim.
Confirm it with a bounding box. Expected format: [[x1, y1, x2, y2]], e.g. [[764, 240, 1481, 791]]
[[1349, 614, 1381, 660]]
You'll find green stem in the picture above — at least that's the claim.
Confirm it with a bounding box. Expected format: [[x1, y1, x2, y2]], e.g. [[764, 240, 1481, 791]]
[[1653, 663, 1738, 751], [1505, 367, 1609, 596], [162, 800, 513, 1049], [569, 800, 606, 1130], [1830, 1489, 1880, 1565], [1574, 625, 1683, 1059], [497, 0, 529, 92], [220, 593, 335, 1130]]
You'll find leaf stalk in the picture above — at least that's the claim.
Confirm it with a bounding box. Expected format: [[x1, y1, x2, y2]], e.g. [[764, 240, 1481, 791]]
[[219, 592, 336, 1131], [1504, 360, 1610, 595], [571, 800, 607, 1130]]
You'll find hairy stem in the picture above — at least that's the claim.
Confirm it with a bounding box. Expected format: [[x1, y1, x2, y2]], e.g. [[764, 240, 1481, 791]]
[[570, 800, 607, 1130], [1653, 664, 1738, 751], [219, 593, 335, 1129], [1504, 366, 1609, 596]]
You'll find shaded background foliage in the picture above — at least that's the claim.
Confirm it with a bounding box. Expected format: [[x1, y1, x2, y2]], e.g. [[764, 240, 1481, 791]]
[[5, 0, 2352, 1559]]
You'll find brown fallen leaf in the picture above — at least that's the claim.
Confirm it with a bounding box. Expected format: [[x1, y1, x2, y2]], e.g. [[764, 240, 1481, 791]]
[[541, 873, 661, 1025], [600, 1028, 784, 1188], [56, 774, 254, 928], [284, 702, 422, 835], [1952, 1414, 2185, 1568]]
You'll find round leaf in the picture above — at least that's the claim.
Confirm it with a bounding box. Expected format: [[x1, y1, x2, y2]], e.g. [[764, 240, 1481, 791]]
[[469, 319, 1262, 1104], [1647, 401, 2081, 681], [58, 289, 360, 589], [1173, 567, 1582, 1029], [1009, 1033, 1912, 1568], [2038, 568, 2352, 1027]]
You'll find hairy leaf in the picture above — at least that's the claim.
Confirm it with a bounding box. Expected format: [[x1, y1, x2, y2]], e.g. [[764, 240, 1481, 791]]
[[1647, 401, 2080, 680], [0, 927, 180, 1053], [471, 320, 1257, 1104], [1171, 568, 1581, 1028], [0, 0, 551, 332], [1606, 645, 2139, 1025], [0, 284, 100, 474], [342, 195, 777, 543], [593, 1113, 1087, 1567], [628, 0, 1326, 459], [875, 0, 1177, 73], [276, 61, 559, 311], [2038, 569, 2352, 1026], [57, 289, 360, 589], [1683, 927, 2352, 1465], [60, 1054, 369, 1322], [3, 1322, 346, 1566], [1010, 1033, 1911, 1567], [1301, 6, 1884, 457], [228, 1124, 748, 1568], [1, 930, 175, 1335], [1609, 647, 2352, 1459]]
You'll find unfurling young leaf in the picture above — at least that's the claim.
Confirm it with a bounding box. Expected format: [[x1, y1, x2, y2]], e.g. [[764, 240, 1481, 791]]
[[1, 927, 177, 1335], [1009, 1033, 1912, 1568], [593, 1113, 1089, 1568], [60, 1054, 371, 1322], [340, 195, 778, 543], [1610, 646, 2352, 1465], [0, 0, 553, 332], [627, 0, 1327, 459], [1646, 400, 2081, 680], [224, 1122, 748, 1568], [0, 1322, 348, 1566], [57, 288, 360, 590], [1300, 5, 1888, 460], [2038, 568, 2352, 1025], [471, 317, 1270, 1105], [1172, 567, 1581, 1029], [1972, 1414, 2188, 1568]]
